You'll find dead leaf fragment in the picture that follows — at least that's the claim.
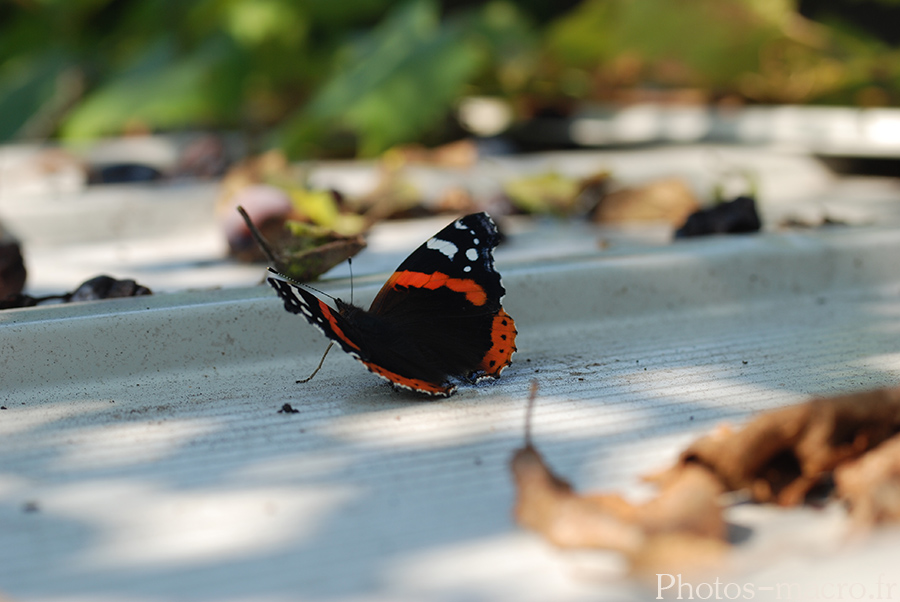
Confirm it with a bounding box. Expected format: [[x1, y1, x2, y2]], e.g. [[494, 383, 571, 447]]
[[655, 387, 900, 506], [504, 172, 582, 215], [511, 444, 646, 554], [69, 275, 151, 301], [835, 432, 900, 528], [511, 384, 900, 580], [634, 464, 726, 539], [383, 139, 478, 169], [512, 445, 727, 552], [594, 178, 700, 226], [630, 532, 732, 579], [236, 206, 365, 282], [510, 383, 729, 576]]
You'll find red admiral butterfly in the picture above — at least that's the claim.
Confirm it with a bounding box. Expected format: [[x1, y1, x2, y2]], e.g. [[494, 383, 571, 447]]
[[267, 212, 517, 396]]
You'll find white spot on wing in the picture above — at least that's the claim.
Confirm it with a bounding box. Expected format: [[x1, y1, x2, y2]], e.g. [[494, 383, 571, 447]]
[[427, 237, 458, 260], [454, 220, 467, 229], [466, 248, 478, 261], [463, 265, 472, 272]]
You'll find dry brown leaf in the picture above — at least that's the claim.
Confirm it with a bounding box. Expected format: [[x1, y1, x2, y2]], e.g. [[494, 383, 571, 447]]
[[653, 386, 900, 506], [835, 432, 900, 528], [593, 178, 700, 226], [511, 445, 727, 551], [512, 383, 900, 580], [510, 383, 729, 575], [632, 464, 726, 539], [630, 532, 732, 579], [236, 206, 365, 282], [511, 444, 646, 554], [383, 139, 479, 169]]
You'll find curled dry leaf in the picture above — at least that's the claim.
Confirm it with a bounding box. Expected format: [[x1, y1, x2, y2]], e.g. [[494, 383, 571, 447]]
[[653, 386, 900, 506], [510, 382, 730, 576], [237, 206, 366, 283], [511, 444, 730, 576], [629, 533, 732, 578], [835, 432, 900, 529], [512, 445, 726, 555], [512, 384, 900, 579], [511, 443, 645, 554]]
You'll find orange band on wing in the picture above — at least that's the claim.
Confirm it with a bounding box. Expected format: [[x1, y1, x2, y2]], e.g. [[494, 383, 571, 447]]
[[360, 360, 453, 396], [387, 271, 487, 306], [479, 308, 517, 377], [319, 298, 360, 351]]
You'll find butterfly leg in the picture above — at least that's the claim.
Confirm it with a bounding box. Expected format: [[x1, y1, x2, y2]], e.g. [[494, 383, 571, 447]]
[[297, 342, 334, 384]]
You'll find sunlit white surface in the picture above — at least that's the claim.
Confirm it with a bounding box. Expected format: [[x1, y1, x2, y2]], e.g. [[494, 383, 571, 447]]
[[2, 147, 900, 600]]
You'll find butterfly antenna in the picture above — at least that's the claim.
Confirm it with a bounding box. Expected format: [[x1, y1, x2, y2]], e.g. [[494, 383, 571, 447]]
[[302, 283, 338, 303], [267, 268, 338, 303], [524, 379, 539, 448], [297, 342, 334, 384]]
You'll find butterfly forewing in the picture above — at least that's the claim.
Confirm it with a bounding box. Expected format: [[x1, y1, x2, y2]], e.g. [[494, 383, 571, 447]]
[[368, 213, 505, 317]]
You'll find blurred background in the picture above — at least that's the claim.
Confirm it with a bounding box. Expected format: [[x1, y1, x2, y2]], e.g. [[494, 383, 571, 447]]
[[6, 5, 900, 600], [2, 0, 900, 157], [2, 0, 900, 301]]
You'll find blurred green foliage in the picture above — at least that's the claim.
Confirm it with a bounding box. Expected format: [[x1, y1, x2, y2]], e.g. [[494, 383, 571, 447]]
[[1, 0, 899, 157]]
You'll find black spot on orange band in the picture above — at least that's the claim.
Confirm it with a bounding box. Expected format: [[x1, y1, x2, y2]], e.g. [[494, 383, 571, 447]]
[[479, 308, 517, 377]]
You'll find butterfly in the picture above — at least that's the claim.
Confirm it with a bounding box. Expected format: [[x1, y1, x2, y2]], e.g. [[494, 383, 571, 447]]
[[267, 212, 517, 396]]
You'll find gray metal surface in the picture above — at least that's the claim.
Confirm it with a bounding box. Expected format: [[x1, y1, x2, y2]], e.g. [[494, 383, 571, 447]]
[[2, 222, 900, 601]]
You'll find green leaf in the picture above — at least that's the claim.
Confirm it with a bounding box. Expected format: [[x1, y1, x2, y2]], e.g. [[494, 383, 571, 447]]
[[59, 35, 243, 139], [279, 0, 483, 157], [0, 51, 72, 141]]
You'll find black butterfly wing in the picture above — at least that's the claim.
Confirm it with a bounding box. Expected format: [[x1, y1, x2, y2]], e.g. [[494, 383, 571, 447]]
[[267, 212, 517, 397], [267, 268, 457, 395], [267, 270, 366, 360], [364, 212, 517, 389]]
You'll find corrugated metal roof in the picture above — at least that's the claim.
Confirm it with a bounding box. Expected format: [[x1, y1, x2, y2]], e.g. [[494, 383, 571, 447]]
[[2, 145, 900, 600], [3, 221, 900, 600]]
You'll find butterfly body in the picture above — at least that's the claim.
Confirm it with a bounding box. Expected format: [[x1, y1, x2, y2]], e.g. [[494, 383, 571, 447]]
[[268, 212, 516, 396]]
